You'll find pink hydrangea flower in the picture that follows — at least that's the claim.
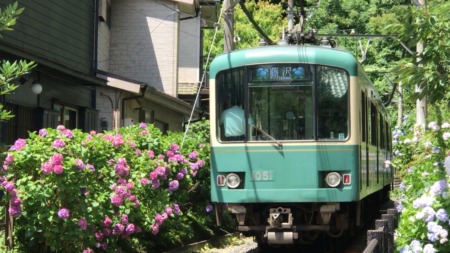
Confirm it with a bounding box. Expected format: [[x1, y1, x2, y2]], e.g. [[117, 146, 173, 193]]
[[189, 150, 198, 159], [4, 182, 15, 192], [146, 150, 155, 159], [111, 195, 124, 207], [152, 224, 159, 235], [58, 208, 70, 219], [53, 165, 64, 174], [102, 216, 113, 227], [50, 153, 64, 165], [4, 154, 14, 166], [41, 162, 53, 175], [140, 178, 149, 185], [10, 139, 27, 151], [170, 144, 179, 152], [56, 125, 65, 130], [139, 122, 147, 129], [53, 139, 66, 149], [83, 248, 94, 253]]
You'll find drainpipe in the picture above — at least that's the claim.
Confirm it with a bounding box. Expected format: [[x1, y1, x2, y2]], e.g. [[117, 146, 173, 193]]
[[121, 85, 148, 126], [91, 0, 100, 110], [93, 0, 99, 73]]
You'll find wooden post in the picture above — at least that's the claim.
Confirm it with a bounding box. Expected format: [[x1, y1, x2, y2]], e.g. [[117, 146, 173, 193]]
[[382, 213, 395, 253], [375, 219, 388, 253], [5, 199, 14, 250], [366, 229, 383, 253]]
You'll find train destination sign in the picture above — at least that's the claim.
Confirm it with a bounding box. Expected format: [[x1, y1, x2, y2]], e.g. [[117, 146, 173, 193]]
[[251, 65, 309, 82]]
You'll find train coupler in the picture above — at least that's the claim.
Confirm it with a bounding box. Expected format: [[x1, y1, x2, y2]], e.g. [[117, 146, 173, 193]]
[[265, 207, 298, 244]]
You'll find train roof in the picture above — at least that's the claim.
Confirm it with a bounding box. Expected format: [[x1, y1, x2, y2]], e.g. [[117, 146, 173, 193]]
[[209, 45, 359, 77]]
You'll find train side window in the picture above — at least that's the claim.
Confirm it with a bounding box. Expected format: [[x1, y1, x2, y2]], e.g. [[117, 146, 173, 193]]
[[216, 68, 249, 142], [317, 66, 349, 140], [361, 91, 367, 142], [370, 103, 377, 145]]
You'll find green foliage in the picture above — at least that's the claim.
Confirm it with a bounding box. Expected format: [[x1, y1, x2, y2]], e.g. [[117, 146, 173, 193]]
[[0, 2, 36, 121], [0, 121, 228, 252], [384, 0, 450, 104], [203, 0, 284, 69], [0, 1, 24, 38]]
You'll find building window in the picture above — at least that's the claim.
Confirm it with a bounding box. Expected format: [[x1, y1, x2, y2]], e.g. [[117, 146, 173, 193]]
[[54, 104, 78, 129]]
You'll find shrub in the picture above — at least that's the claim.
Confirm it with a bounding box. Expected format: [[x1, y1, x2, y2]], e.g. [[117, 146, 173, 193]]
[[0, 121, 219, 252], [391, 116, 450, 252]]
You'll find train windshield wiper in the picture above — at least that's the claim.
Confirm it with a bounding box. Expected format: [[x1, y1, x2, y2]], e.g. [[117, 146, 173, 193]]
[[254, 126, 282, 146]]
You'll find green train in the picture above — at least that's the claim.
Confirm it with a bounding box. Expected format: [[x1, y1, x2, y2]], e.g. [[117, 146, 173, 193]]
[[209, 42, 393, 246]]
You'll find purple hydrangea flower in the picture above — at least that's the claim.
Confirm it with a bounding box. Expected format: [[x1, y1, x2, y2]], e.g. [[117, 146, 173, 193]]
[[176, 172, 184, 180], [120, 214, 128, 224], [139, 122, 147, 129], [78, 218, 88, 230], [205, 204, 213, 213], [151, 179, 160, 189], [173, 203, 181, 214], [112, 223, 125, 235], [431, 179, 448, 196], [189, 150, 198, 159], [58, 208, 70, 219], [168, 180, 179, 192], [62, 129, 74, 138], [8, 205, 22, 217], [39, 129, 48, 137], [74, 159, 85, 170], [436, 209, 449, 222], [125, 223, 135, 233]]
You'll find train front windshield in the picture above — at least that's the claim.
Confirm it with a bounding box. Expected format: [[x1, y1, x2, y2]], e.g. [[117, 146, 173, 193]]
[[216, 64, 349, 142]]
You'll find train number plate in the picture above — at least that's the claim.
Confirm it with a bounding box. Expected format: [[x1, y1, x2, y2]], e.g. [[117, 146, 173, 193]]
[[251, 170, 274, 181]]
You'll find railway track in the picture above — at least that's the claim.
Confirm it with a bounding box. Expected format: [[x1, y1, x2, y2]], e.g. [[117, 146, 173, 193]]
[[166, 200, 396, 253]]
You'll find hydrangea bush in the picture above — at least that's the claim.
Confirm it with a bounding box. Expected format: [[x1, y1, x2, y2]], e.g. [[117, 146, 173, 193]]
[[391, 116, 450, 253], [0, 121, 217, 252]]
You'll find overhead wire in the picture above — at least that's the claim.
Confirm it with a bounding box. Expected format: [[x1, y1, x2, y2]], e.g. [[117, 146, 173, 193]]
[[180, 3, 226, 149]]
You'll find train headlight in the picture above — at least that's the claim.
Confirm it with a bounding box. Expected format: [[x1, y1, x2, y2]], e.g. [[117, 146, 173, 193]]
[[226, 173, 241, 188], [325, 172, 341, 187]]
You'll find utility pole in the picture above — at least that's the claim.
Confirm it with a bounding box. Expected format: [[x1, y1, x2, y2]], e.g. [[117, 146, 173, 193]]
[[398, 82, 403, 126], [416, 0, 426, 127], [223, 0, 235, 53]]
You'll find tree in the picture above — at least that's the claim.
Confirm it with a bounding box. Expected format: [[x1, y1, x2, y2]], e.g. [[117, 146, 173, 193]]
[[385, 0, 450, 107], [0, 2, 36, 121]]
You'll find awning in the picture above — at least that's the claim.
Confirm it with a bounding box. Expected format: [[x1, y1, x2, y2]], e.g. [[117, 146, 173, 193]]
[[96, 71, 142, 94]]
